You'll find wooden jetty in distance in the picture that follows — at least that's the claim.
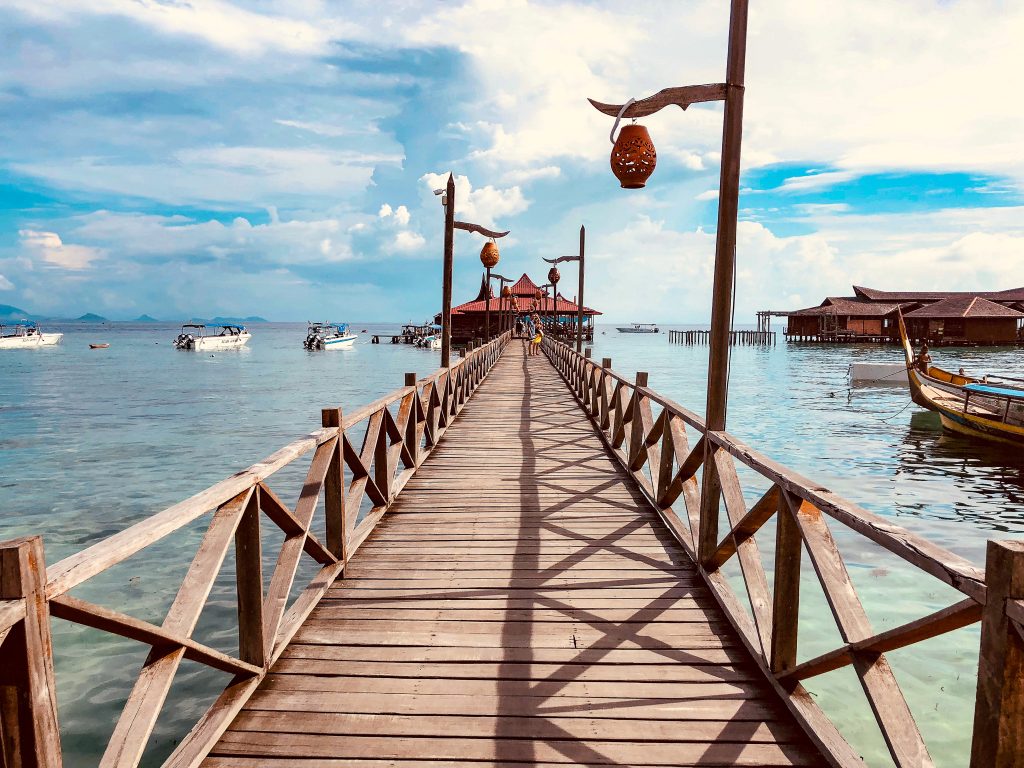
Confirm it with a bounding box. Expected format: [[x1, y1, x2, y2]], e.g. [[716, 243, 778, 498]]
[[669, 328, 776, 345], [1, 333, 1021, 767]]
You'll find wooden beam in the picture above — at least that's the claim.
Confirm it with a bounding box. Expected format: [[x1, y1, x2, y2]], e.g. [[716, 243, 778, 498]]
[[971, 540, 1024, 767], [707, 484, 781, 569], [0, 537, 62, 768], [587, 83, 728, 117]]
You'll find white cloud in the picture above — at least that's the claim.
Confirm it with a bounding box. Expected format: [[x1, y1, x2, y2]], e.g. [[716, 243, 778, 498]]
[[379, 203, 411, 227], [406, 0, 1024, 183], [275, 119, 349, 137], [378, 203, 393, 218], [14, 146, 402, 207], [392, 230, 426, 252], [3, 0, 346, 56], [502, 166, 562, 184], [420, 173, 529, 228], [696, 189, 719, 201], [18, 229, 103, 270], [774, 171, 859, 194], [0, 274, 14, 290]]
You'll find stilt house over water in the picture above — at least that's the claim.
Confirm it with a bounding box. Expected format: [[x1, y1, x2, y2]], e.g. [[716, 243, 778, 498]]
[[784, 285, 1024, 344], [440, 272, 601, 343]]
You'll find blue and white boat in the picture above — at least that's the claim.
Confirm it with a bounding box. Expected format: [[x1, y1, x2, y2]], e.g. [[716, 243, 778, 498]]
[[0, 321, 63, 349], [304, 322, 358, 350]]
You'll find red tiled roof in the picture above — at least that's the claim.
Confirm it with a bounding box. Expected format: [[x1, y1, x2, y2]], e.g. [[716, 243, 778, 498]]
[[853, 285, 1024, 302], [903, 296, 1024, 319], [452, 296, 601, 316], [787, 297, 903, 317], [510, 273, 539, 296]]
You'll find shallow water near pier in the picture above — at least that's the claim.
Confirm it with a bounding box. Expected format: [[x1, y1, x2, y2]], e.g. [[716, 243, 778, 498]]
[[2, 321, 1023, 766]]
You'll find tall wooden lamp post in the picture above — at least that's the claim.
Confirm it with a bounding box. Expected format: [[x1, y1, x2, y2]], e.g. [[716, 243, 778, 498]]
[[537, 283, 553, 327], [588, 0, 748, 563], [435, 173, 510, 367], [543, 224, 586, 352], [488, 274, 511, 334]]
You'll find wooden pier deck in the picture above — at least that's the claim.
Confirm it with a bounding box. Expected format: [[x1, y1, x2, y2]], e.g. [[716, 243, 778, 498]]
[[204, 343, 821, 767], [5, 333, 1021, 768]]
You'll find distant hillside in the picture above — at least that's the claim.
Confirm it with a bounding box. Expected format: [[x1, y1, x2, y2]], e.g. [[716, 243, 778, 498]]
[[0, 304, 32, 322], [192, 316, 268, 324], [77, 313, 108, 322], [134, 314, 160, 322]]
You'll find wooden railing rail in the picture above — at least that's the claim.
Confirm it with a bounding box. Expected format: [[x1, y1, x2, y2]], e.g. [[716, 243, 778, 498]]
[[0, 332, 510, 768], [542, 337, 1022, 768]]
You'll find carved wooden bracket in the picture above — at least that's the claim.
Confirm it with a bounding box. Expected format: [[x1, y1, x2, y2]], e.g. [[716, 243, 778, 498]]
[[588, 83, 728, 119], [454, 221, 510, 238]]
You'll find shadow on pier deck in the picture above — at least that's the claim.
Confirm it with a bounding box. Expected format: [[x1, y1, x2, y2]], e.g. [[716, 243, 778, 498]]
[[206, 342, 820, 767]]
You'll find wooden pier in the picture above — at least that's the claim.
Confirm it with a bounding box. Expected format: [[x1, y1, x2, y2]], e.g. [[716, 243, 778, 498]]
[[668, 329, 776, 346], [1, 335, 1022, 767]]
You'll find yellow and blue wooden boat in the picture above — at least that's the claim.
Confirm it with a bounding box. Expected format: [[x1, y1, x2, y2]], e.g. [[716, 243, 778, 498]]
[[898, 311, 1024, 445]]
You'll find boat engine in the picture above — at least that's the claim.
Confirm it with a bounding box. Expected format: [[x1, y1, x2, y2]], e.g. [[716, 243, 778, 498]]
[[173, 333, 194, 349]]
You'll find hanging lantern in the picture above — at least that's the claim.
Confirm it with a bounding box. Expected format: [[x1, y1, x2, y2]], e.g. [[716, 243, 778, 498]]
[[535, 289, 543, 300], [501, 285, 511, 298], [479, 240, 500, 268], [548, 267, 560, 285], [611, 124, 657, 189]]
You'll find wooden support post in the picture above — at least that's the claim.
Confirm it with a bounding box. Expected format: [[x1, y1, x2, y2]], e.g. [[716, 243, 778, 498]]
[[602, 357, 612, 369], [971, 540, 1024, 767], [584, 348, 592, 359], [576, 224, 585, 354], [698, 0, 748, 563], [235, 490, 265, 667], [321, 408, 347, 563], [770, 491, 801, 674], [485, 266, 491, 341], [0, 537, 62, 768], [441, 173, 455, 368]]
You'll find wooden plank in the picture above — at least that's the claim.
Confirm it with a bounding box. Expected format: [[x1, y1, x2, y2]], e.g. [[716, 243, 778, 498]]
[[0, 537, 63, 768], [235, 489, 265, 668]]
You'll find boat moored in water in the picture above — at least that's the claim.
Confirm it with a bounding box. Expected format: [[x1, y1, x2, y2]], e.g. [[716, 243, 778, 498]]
[[899, 311, 1024, 445], [0, 322, 63, 349], [616, 323, 660, 333], [304, 322, 358, 350], [173, 324, 251, 350]]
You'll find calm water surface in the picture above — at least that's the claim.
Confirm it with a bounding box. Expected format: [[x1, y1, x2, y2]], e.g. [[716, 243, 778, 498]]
[[2, 322, 1023, 766]]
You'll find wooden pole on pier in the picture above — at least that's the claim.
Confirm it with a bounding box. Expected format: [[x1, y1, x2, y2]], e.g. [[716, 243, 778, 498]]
[[441, 174, 455, 368], [698, 0, 748, 563], [485, 266, 491, 341], [577, 225, 586, 352]]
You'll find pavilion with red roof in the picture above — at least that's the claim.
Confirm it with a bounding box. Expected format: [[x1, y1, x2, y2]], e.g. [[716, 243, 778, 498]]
[[437, 272, 601, 343]]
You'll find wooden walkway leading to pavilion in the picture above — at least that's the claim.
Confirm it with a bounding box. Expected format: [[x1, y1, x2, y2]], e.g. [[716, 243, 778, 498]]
[[203, 342, 822, 767]]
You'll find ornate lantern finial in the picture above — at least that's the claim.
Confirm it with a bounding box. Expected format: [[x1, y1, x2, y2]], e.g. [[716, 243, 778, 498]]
[[611, 123, 657, 189], [548, 266, 560, 285], [501, 285, 511, 298], [479, 240, 499, 268]]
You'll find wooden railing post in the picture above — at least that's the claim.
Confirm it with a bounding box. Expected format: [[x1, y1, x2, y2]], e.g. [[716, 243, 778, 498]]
[[321, 408, 347, 563], [0, 537, 62, 768], [235, 489, 265, 667], [770, 490, 801, 674], [971, 540, 1024, 767]]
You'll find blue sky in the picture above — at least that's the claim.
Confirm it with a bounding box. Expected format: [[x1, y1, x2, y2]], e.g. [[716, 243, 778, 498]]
[[1, 0, 1022, 322]]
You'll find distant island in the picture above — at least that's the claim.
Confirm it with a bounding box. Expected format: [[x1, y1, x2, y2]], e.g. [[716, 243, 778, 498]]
[[134, 314, 160, 323], [189, 316, 268, 325], [0, 304, 31, 322], [77, 313, 108, 322]]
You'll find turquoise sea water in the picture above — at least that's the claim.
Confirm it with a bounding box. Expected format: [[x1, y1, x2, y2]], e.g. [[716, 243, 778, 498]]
[[2, 321, 1022, 766]]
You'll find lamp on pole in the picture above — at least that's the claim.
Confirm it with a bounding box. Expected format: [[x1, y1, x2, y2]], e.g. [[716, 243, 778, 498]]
[[536, 283, 553, 329], [435, 174, 510, 367], [543, 224, 586, 352], [546, 266, 561, 336], [588, 0, 748, 564]]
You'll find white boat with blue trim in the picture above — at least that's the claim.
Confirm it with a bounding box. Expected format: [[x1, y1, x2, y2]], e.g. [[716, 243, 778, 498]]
[[174, 324, 251, 350], [304, 322, 358, 350], [0, 322, 63, 349]]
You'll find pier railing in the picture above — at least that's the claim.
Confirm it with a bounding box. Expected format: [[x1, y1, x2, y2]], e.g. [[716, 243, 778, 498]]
[[0, 331, 510, 768], [543, 336, 1024, 768]]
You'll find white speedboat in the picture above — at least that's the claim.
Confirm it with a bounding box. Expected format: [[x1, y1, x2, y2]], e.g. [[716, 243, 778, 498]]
[[0, 322, 63, 349], [417, 334, 442, 350], [304, 322, 357, 350], [616, 323, 660, 333], [174, 324, 251, 350]]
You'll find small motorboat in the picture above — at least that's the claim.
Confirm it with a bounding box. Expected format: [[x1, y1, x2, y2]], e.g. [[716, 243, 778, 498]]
[[416, 334, 442, 350], [304, 322, 357, 350], [899, 311, 1024, 445], [89, 343, 110, 349], [0, 322, 63, 349], [174, 324, 251, 350], [616, 323, 660, 334]]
